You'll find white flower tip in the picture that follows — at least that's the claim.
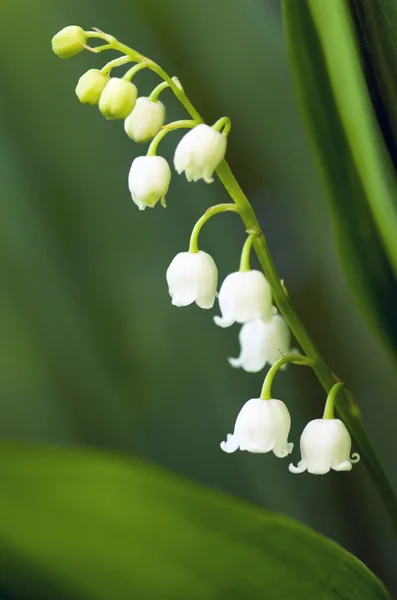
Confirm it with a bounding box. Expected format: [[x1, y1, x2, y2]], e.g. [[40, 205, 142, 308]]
[[289, 461, 306, 474], [334, 460, 353, 472], [171, 295, 191, 308], [195, 298, 215, 310], [228, 356, 241, 369], [214, 315, 233, 328], [220, 434, 239, 454], [351, 452, 360, 464], [274, 442, 294, 458]]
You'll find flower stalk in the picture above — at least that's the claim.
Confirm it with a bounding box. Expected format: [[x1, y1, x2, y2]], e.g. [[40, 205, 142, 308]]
[[58, 27, 397, 534], [189, 204, 238, 254], [260, 353, 313, 400]]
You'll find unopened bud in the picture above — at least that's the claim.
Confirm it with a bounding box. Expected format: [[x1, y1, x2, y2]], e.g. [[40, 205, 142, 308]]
[[99, 78, 137, 120], [51, 26, 87, 59], [76, 69, 109, 105]]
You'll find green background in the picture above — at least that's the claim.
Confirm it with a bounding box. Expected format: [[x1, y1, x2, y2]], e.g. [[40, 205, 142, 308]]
[[0, 0, 396, 597]]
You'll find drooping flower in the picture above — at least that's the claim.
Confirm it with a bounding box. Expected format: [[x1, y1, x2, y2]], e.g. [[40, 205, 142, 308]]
[[166, 251, 218, 309], [289, 418, 360, 475], [128, 156, 171, 210], [174, 124, 227, 183], [75, 69, 109, 106], [214, 270, 273, 328], [99, 78, 137, 120], [124, 97, 165, 143], [228, 315, 291, 373], [51, 26, 87, 59], [221, 398, 293, 457]]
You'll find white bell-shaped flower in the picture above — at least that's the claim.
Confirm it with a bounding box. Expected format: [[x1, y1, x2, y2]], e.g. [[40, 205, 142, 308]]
[[128, 156, 171, 210], [174, 124, 227, 183], [124, 97, 166, 143], [166, 251, 218, 309], [221, 398, 293, 457], [214, 270, 273, 328], [289, 418, 360, 475], [228, 315, 291, 373]]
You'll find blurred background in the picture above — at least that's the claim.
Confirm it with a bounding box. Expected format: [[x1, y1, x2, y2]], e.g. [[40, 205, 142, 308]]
[[0, 0, 396, 596]]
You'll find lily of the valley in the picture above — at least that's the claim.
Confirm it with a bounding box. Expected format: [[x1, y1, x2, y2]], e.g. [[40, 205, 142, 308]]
[[166, 251, 218, 309], [221, 398, 293, 456], [128, 156, 171, 210], [214, 270, 273, 328], [75, 69, 109, 105], [289, 418, 360, 475], [174, 124, 227, 183], [99, 78, 137, 120], [51, 26, 87, 59], [124, 97, 166, 143], [228, 315, 291, 373]]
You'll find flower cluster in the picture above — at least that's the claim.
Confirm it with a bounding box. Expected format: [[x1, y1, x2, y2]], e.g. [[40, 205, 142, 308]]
[[52, 26, 360, 477]]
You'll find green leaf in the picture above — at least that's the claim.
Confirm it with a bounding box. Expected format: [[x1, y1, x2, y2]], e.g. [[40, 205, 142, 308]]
[[351, 0, 397, 150], [282, 0, 397, 356], [0, 443, 389, 600]]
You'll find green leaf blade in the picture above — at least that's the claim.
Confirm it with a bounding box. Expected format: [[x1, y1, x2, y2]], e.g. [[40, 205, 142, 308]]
[[0, 443, 389, 600], [282, 0, 397, 357]]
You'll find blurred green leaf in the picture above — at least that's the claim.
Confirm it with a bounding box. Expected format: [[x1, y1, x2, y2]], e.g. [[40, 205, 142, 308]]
[[0, 443, 389, 600], [282, 0, 397, 356], [351, 0, 397, 149]]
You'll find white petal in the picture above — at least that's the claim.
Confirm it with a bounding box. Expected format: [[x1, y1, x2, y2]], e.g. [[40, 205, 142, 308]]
[[289, 461, 307, 474], [128, 156, 171, 210], [166, 251, 218, 309], [173, 124, 226, 183], [213, 315, 235, 328], [220, 434, 239, 453], [221, 398, 292, 456], [124, 97, 165, 143], [273, 441, 294, 459], [333, 460, 353, 472], [294, 418, 358, 475], [216, 271, 273, 328]]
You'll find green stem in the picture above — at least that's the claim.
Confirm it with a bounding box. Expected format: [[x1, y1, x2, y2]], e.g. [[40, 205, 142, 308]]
[[122, 62, 150, 81], [323, 382, 346, 420], [101, 55, 132, 74], [189, 204, 238, 253], [149, 81, 170, 102], [215, 164, 397, 535], [147, 120, 197, 156], [239, 232, 256, 272], [213, 116, 232, 137], [260, 354, 313, 400], [95, 30, 397, 535]]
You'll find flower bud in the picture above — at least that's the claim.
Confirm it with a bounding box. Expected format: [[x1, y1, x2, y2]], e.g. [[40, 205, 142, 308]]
[[229, 315, 291, 373], [214, 270, 273, 328], [221, 398, 293, 457], [99, 78, 137, 120], [166, 251, 218, 309], [75, 69, 109, 106], [51, 26, 87, 59], [289, 419, 360, 475], [174, 124, 227, 183], [128, 156, 171, 210], [124, 97, 166, 143]]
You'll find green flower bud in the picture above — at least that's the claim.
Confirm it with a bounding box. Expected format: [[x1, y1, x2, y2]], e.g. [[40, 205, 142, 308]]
[[98, 78, 138, 120], [75, 69, 109, 106], [51, 26, 87, 59]]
